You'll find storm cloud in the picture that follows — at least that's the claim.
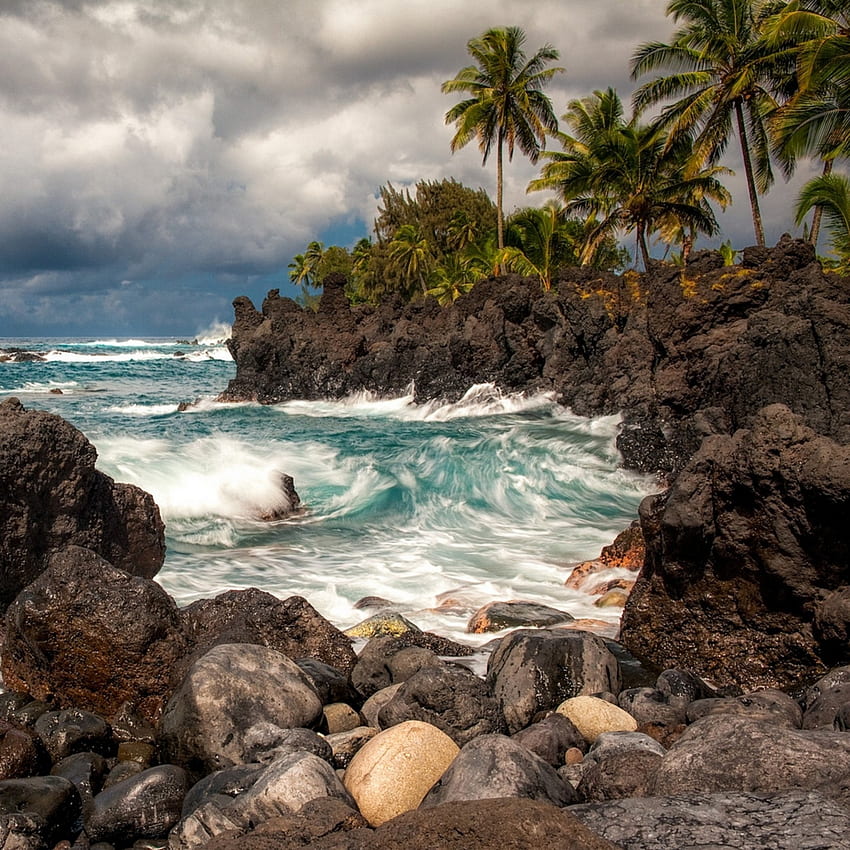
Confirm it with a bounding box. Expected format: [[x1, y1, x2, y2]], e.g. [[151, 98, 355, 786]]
[[0, 0, 809, 335]]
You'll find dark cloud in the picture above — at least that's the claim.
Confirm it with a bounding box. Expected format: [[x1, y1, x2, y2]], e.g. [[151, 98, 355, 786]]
[[0, 0, 809, 336]]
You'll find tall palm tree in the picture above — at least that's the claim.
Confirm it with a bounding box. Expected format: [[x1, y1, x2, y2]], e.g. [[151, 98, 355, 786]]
[[795, 172, 850, 270], [763, 0, 849, 243], [530, 88, 731, 270], [631, 0, 780, 246], [442, 26, 564, 251]]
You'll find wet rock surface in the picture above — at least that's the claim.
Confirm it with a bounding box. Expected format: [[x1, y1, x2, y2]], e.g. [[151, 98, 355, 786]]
[[0, 398, 165, 610], [570, 790, 850, 850]]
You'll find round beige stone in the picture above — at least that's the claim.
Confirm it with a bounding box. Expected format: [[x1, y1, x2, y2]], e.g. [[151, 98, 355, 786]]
[[343, 720, 459, 826], [556, 695, 638, 743]]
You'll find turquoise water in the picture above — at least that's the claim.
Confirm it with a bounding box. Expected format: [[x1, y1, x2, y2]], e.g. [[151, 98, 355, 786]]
[[0, 334, 653, 642]]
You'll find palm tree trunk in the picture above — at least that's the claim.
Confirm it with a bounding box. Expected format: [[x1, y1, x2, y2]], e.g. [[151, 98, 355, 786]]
[[637, 223, 651, 271], [495, 132, 505, 275], [810, 159, 833, 247], [735, 100, 766, 248]]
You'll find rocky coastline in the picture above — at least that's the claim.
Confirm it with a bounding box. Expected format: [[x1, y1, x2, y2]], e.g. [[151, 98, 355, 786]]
[[2, 239, 850, 848]]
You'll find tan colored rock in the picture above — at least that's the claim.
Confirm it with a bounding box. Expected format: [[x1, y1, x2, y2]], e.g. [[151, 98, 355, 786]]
[[343, 720, 459, 826], [587, 578, 635, 596], [323, 703, 362, 735], [556, 696, 638, 744], [594, 588, 630, 608]]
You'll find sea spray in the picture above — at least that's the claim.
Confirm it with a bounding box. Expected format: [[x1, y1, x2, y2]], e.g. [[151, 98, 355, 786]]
[[0, 337, 655, 642]]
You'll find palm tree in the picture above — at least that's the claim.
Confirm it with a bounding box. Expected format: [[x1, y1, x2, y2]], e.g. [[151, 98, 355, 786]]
[[763, 0, 850, 243], [631, 0, 780, 247], [288, 241, 325, 287], [426, 255, 478, 305], [530, 88, 731, 270], [795, 172, 850, 270], [388, 225, 432, 296], [442, 26, 564, 252], [499, 202, 575, 290]]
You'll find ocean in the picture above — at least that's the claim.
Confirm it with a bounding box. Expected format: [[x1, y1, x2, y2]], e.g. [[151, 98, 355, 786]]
[[0, 333, 654, 644]]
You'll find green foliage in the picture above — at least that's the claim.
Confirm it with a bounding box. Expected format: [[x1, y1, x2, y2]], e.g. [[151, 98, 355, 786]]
[[442, 26, 563, 249], [719, 239, 740, 266], [374, 179, 496, 255], [795, 172, 850, 270], [530, 88, 731, 270], [630, 0, 783, 247]]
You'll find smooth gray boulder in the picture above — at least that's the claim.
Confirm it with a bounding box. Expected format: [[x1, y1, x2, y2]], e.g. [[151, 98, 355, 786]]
[[0, 776, 80, 845], [86, 764, 188, 844], [650, 714, 850, 805], [686, 690, 803, 727], [801, 667, 850, 729], [420, 733, 574, 808], [159, 644, 323, 778], [378, 664, 506, 745], [229, 751, 355, 824], [487, 629, 621, 733], [570, 790, 850, 850]]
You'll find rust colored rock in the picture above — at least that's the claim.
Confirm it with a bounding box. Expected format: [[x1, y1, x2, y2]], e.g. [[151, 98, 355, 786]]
[[2, 546, 187, 722], [179, 588, 356, 676], [0, 398, 165, 610]]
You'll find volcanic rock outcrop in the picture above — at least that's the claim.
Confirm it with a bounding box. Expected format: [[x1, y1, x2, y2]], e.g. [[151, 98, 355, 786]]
[[0, 397, 166, 609], [220, 238, 850, 475], [619, 404, 850, 691]]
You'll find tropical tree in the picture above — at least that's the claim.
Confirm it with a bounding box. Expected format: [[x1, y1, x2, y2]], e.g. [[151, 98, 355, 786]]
[[499, 202, 575, 290], [442, 26, 563, 251], [530, 88, 731, 270], [426, 254, 478, 304], [795, 172, 850, 270], [630, 0, 781, 247], [288, 240, 325, 287], [388, 225, 432, 297], [763, 0, 850, 243]]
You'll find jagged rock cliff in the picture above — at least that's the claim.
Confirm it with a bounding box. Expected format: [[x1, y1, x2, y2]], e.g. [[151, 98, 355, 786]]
[[220, 237, 850, 477]]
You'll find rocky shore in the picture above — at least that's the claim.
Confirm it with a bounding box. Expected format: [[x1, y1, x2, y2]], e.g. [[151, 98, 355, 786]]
[[2, 239, 850, 849]]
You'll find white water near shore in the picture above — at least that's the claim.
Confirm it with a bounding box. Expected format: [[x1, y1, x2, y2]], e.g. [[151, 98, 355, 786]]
[[1, 337, 656, 644]]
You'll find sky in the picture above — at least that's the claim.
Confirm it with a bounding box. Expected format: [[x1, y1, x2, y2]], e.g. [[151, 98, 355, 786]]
[[0, 0, 817, 337]]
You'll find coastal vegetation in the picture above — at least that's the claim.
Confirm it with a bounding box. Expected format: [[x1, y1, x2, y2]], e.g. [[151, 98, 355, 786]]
[[289, 2, 849, 306]]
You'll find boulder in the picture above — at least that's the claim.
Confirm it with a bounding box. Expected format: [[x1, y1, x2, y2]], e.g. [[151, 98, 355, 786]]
[[229, 752, 354, 823], [556, 696, 638, 744], [344, 612, 422, 639], [2, 546, 187, 722], [511, 712, 587, 764], [50, 752, 109, 812], [343, 720, 459, 826], [351, 633, 473, 699], [85, 764, 188, 844], [159, 643, 323, 778], [377, 663, 506, 745], [570, 790, 850, 850], [34, 709, 112, 763], [420, 734, 574, 808], [0, 722, 41, 780], [466, 600, 574, 633], [685, 691, 803, 728], [621, 405, 850, 691], [181, 763, 264, 820], [321, 703, 362, 735], [0, 776, 81, 845], [801, 666, 850, 729], [576, 748, 663, 802], [240, 725, 332, 766], [0, 398, 165, 610], [487, 629, 621, 733], [324, 726, 377, 770], [650, 714, 850, 805], [617, 688, 686, 727], [180, 589, 356, 677]]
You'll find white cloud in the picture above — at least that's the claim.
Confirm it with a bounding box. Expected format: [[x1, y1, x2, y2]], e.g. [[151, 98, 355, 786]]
[[0, 0, 816, 334]]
